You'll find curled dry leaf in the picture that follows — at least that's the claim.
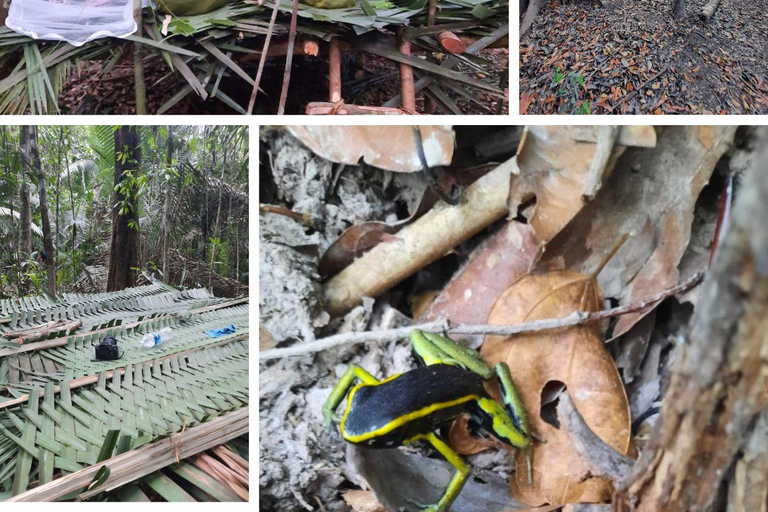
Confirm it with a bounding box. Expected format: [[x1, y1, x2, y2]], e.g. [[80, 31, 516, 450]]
[[536, 126, 737, 340], [286, 126, 455, 173], [510, 126, 657, 242], [480, 271, 632, 507]]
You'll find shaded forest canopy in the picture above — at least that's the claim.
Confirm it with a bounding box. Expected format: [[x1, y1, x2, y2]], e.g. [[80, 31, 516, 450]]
[[0, 125, 249, 300]]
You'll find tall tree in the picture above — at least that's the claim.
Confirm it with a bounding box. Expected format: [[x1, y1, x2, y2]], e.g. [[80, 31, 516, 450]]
[[107, 126, 141, 292], [20, 126, 56, 297], [18, 182, 31, 260], [673, 0, 686, 17], [162, 126, 173, 284]]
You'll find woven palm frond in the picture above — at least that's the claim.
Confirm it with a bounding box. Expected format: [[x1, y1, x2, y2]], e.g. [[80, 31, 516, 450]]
[[0, 335, 248, 497], [1, 304, 249, 395]]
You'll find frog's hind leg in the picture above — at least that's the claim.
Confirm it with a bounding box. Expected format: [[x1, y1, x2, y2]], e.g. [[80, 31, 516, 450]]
[[407, 432, 469, 512], [322, 365, 379, 427], [410, 330, 493, 379]]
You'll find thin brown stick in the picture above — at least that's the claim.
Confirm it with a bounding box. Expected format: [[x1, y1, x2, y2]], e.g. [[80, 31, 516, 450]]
[[259, 203, 313, 226], [247, 0, 282, 115], [278, 0, 300, 115], [260, 272, 704, 360]]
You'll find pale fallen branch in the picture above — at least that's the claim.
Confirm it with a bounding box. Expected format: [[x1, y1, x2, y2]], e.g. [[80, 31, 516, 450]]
[[260, 272, 704, 360], [324, 158, 518, 316], [558, 390, 635, 483]]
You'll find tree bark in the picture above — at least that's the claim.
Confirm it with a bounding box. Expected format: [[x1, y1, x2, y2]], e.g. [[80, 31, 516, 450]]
[[106, 126, 141, 292], [18, 182, 31, 260], [162, 126, 173, 284], [2, 127, 21, 290], [616, 129, 768, 511], [520, 0, 546, 35], [20, 126, 56, 297], [673, 0, 686, 18], [699, 0, 720, 21]]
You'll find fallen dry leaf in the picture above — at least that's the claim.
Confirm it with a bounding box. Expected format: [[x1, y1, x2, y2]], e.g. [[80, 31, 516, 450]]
[[420, 221, 542, 347], [343, 490, 387, 512], [510, 126, 656, 242], [535, 126, 737, 339], [480, 271, 633, 507]]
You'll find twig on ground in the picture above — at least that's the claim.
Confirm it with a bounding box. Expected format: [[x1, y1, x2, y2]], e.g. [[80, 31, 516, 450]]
[[259, 272, 704, 360], [558, 391, 635, 483]]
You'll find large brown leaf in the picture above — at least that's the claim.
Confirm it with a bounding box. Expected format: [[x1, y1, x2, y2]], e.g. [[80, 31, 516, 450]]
[[510, 126, 656, 242], [480, 272, 632, 506], [420, 221, 542, 346], [535, 126, 737, 339], [286, 126, 455, 173]]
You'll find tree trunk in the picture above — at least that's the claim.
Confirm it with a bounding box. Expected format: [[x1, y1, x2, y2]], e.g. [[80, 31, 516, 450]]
[[20, 126, 56, 297], [2, 127, 21, 290], [520, 0, 546, 35], [616, 129, 768, 511], [208, 131, 229, 293], [56, 127, 62, 250], [673, 0, 686, 17], [18, 181, 31, 260], [162, 126, 173, 284], [699, 0, 720, 20], [106, 126, 141, 292]]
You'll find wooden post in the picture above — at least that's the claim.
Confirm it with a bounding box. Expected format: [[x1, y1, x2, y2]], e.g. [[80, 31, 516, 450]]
[[397, 28, 416, 112], [329, 38, 342, 102]]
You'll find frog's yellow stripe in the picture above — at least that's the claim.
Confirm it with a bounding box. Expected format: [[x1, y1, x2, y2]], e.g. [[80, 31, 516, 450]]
[[340, 390, 479, 443], [476, 397, 530, 449]]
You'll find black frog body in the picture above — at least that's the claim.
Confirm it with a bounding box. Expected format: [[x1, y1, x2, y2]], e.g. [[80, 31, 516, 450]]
[[340, 364, 487, 448]]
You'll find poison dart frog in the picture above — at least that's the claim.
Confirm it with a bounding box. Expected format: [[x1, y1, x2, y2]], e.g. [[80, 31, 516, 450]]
[[323, 329, 538, 512]]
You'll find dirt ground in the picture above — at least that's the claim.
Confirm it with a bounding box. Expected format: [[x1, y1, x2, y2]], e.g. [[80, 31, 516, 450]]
[[58, 46, 508, 115], [519, 0, 768, 114]]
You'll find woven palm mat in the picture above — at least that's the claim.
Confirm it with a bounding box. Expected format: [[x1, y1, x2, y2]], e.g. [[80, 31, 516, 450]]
[[0, 336, 249, 496]]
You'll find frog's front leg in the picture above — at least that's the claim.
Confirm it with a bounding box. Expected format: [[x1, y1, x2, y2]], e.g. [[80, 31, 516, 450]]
[[405, 432, 470, 512], [322, 365, 379, 427], [410, 329, 493, 379]]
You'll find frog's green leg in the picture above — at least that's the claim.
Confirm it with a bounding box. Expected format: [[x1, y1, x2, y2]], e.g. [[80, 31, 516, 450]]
[[406, 432, 469, 512], [495, 362, 531, 438], [322, 365, 379, 427], [410, 330, 493, 379], [494, 362, 535, 485]]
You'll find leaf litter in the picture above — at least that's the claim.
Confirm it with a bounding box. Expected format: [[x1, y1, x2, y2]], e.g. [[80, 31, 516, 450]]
[[259, 126, 749, 511], [519, 0, 768, 115]]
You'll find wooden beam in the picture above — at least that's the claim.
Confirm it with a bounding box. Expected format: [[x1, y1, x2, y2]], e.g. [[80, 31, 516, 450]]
[[8, 407, 248, 502]]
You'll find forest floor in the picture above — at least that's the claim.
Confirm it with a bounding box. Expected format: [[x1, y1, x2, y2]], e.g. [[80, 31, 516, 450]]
[[58, 48, 508, 115], [519, 0, 768, 114]]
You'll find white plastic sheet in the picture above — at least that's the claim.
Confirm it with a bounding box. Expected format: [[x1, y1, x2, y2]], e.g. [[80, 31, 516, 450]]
[[6, 0, 152, 47]]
